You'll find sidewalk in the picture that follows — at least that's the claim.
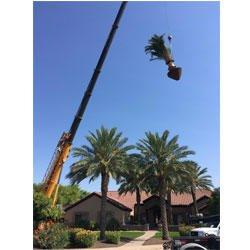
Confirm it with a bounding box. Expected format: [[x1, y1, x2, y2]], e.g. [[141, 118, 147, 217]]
[[121, 230, 157, 247]]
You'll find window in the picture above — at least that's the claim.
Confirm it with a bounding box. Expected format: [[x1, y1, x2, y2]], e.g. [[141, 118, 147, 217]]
[[75, 213, 82, 225]]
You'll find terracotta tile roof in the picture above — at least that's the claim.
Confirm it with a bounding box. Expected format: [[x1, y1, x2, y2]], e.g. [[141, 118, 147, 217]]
[[171, 190, 212, 205], [65, 190, 212, 214], [65, 192, 132, 212], [98, 189, 212, 211], [97, 191, 150, 212]]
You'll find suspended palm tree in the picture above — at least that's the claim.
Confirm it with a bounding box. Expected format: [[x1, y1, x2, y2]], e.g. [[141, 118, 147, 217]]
[[145, 34, 182, 80], [182, 161, 213, 215], [137, 130, 195, 240], [66, 126, 133, 240], [117, 153, 149, 224]]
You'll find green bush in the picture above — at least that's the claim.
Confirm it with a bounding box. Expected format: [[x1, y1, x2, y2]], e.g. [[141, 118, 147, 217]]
[[33, 192, 63, 223], [106, 217, 121, 231], [75, 230, 98, 248], [179, 225, 195, 236], [105, 231, 121, 244], [68, 228, 83, 244], [33, 223, 69, 249]]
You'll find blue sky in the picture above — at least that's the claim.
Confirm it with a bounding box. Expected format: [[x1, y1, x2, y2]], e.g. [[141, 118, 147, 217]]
[[34, 1, 220, 192]]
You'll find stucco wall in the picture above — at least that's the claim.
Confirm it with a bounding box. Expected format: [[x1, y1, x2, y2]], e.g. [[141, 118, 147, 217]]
[[64, 194, 130, 226]]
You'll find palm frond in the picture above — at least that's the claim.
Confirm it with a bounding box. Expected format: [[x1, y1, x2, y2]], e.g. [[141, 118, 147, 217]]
[[66, 127, 133, 186], [145, 34, 171, 62]]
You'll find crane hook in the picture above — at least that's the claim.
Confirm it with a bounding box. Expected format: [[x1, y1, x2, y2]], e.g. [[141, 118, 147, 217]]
[[168, 34, 173, 43]]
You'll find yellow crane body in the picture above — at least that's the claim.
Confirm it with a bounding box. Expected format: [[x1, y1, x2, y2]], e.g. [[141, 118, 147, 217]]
[[42, 132, 71, 202]]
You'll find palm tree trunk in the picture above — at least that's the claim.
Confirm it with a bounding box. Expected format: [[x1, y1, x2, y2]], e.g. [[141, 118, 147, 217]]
[[100, 172, 109, 240], [167, 191, 173, 225], [163, 48, 175, 67], [191, 186, 199, 215], [160, 184, 169, 240], [136, 187, 141, 224]]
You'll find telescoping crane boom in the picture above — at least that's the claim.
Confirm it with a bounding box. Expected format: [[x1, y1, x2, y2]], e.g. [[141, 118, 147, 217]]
[[42, 1, 128, 206]]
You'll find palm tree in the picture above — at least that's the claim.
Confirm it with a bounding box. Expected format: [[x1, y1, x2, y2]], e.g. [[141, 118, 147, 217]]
[[182, 161, 213, 215], [137, 130, 195, 240], [145, 34, 181, 80], [66, 126, 133, 240], [117, 154, 148, 224]]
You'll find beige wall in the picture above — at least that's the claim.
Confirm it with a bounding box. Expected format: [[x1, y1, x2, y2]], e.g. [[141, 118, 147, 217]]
[[64, 195, 130, 226]]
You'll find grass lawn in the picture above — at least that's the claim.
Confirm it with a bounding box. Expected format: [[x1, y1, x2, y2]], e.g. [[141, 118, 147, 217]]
[[143, 231, 180, 246], [93, 231, 145, 248], [154, 231, 180, 239], [95, 231, 145, 240], [120, 231, 145, 240]]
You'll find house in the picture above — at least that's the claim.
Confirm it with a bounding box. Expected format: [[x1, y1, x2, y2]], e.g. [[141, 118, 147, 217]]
[[64, 192, 132, 226], [64, 190, 212, 226], [138, 190, 212, 225]]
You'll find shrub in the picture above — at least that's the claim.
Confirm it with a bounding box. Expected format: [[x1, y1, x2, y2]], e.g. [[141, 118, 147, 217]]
[[33, 223, 69, 249], [68, 228, 83, 244], [105, 231, 121, 244], [75, 230, 98, 248], [179, 225, 195, 236], [33, 192, 63, 224], [106, 217, 121, 231]]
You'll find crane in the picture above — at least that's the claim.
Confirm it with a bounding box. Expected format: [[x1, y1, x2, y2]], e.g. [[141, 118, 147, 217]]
[[42, 1, 128, 206]]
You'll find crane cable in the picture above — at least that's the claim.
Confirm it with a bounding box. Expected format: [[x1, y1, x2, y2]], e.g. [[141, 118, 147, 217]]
[[164, 3, 174, 58]]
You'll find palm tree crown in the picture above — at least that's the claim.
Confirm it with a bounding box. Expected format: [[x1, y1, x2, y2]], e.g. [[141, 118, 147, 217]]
[[184, 161, 213, 190], [145, 34, 171, 62], [118, 154, 146, 193], [181, 161, 213, 215], [67, 126, 133, 184], [137, 130, 195, 174]]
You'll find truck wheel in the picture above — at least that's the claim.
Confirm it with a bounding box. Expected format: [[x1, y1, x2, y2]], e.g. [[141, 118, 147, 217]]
[[180, 243, 207, 250]]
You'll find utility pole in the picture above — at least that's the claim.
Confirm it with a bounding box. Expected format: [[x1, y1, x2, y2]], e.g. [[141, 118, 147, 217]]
[[42, 1, 128, 205]]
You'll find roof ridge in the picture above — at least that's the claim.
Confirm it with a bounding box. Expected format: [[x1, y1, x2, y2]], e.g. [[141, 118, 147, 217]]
[[65, 192, 132, 212]]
